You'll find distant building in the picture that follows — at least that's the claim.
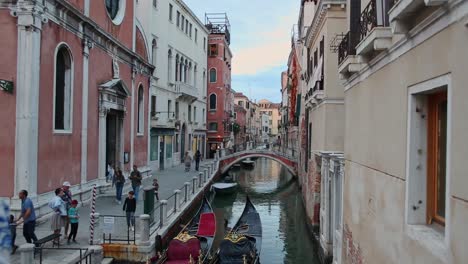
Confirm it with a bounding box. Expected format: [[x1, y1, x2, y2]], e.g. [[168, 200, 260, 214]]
[[257, 99, 281, 140], [233, 104, 247, 150], [205, 13, 234, 158]]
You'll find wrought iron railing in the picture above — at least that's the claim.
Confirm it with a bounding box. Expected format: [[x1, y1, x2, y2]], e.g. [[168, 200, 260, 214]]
[[360, 0, 378, 41], [338, 32, 356, 65]]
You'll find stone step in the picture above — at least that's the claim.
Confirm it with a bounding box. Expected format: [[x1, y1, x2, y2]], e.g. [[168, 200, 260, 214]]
[[102, 257, 114, 264]]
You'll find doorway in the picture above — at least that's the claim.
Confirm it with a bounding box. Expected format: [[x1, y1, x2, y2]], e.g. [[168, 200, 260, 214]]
[[159, 137, 165, 170], [180, 124, 186, 162], [106, 112, 123, 169]]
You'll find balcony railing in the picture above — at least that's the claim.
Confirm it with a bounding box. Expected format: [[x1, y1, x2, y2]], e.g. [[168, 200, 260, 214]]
[[175, 82, 198, 102], [359, 0, 390, 42], [338, 32, 356, 65]]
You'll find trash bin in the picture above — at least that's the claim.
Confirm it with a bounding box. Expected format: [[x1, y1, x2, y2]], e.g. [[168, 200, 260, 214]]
[[144, 187, 155, 222]]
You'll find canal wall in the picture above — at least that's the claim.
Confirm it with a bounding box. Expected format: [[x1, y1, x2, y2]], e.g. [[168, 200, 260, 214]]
[[101, 160, 222, 263]]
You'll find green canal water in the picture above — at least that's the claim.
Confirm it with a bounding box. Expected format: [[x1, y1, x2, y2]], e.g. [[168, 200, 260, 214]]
[[211, 158, 320, 264]]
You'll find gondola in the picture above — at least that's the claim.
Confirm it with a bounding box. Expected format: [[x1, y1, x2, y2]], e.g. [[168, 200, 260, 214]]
[[241, 158, 255, 169], [210, 197, 262, 264], [156, 196, 216, 264], [211, 182, 238, 195]]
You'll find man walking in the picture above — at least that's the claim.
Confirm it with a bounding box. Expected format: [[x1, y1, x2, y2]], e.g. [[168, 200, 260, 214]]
[[61, 181, 72, 237], [129, 165, 142, 201], [16, 190, 38, 244]]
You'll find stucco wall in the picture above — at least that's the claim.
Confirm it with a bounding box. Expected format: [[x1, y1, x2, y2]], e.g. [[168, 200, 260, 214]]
[[37, 22, 84, 193], [343, 17, 468, 263], [0, 10, 18, 197]]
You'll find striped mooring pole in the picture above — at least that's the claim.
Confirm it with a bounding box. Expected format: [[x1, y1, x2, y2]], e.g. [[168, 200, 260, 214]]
[[89, 185, 98, 245]]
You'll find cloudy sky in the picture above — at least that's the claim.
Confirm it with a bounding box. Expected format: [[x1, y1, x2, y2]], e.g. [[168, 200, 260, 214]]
[[184, 0, 299, 103]]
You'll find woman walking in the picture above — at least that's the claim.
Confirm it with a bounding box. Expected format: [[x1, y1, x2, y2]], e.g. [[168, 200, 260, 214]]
[[184, 151, 192, 172], [114, 168, 125, 204]]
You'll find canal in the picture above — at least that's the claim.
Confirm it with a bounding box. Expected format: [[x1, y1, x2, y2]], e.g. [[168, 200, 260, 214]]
[[212, 158, 320, 264]]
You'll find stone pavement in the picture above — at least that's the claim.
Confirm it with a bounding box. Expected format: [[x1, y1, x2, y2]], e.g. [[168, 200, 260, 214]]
[[10, 160, 212, 264]]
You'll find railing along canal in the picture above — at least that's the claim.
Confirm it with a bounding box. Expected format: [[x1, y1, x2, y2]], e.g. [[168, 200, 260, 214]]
[[37, 247, 92, 264]]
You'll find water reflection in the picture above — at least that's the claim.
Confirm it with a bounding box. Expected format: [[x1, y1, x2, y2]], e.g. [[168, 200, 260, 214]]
[[212, 158, 319, 264]]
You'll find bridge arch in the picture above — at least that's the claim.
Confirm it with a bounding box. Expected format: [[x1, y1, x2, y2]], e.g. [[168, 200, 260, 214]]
[[220, 153, 297, 176]]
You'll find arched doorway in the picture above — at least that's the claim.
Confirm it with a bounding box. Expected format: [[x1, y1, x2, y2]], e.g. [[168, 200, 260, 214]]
[[180, 123, 186, 162]]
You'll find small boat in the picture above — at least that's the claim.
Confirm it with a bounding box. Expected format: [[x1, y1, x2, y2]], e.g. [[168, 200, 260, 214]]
[[156, 196, 216, 264], [211, 183, 238, 195], [241, 158, 255, 168], [210, 197, 262, 264]]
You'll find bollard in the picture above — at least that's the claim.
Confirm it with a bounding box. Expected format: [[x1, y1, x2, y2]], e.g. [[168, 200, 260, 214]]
[[220, 148, 225, 157], [215, 150, 219, 161], [139, 214, 150, 246], [159, 200, 168, 227], [204, 169, 208, 183], [207, 166, 211, 177], [90, 213, 101, 245], [174, 189, 181, 212], [198, 172, 203, 188], [89, 245, 103, 264], [184, 182, 190, 202], [19, 243, 34, 264], [192, 176, 198, 194]]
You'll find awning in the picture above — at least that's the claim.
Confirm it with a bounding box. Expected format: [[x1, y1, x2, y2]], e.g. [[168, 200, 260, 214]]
[[151, 127, 175, 136]]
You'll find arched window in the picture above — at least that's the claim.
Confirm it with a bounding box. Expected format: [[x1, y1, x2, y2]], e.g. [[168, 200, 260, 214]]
[[152, 39, 157, 67], [54, 45, 73, 131], [203, 70, 206, 94], [175, 54, 179, 82], [209, 68, 217, 83], [137, 85, 144, 134], [184, 59, 188, 83], [209, 94, 217, 110], [194, 65, 197, 87], [188, 62, 192, 84], [179, 59, 184, 82], [168, 49, 173, 82]]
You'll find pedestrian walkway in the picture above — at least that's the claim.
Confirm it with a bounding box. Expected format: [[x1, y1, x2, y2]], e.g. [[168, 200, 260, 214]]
[[10, 160, 212, 264]]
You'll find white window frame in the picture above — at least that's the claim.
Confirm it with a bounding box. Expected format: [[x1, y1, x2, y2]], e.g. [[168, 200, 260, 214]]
[[53, 42, 74, 134], [405, 73, 452, 260]]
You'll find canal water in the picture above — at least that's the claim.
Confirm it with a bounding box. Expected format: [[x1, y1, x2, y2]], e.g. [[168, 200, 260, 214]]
[[211, 158, 320, 264]]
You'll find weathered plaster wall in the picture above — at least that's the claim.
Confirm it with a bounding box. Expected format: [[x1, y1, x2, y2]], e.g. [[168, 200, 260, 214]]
[[0, 10, 18, 197]]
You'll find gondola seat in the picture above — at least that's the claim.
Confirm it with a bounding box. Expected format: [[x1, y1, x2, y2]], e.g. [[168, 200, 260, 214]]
[[197, 212, 216, 237], [166, 237, 201, 263]]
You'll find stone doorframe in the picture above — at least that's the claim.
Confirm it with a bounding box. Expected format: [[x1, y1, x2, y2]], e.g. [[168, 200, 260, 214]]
[[98, 79, 130, 180]]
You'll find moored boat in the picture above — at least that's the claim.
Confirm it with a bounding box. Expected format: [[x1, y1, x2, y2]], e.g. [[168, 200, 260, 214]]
[[155, 196, 216, 264], [210, 197, 262, 264], [241, 158, 255, 169], [211, 183, 238, 195]]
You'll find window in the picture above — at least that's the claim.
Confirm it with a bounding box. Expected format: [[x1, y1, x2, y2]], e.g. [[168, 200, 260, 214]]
[[202, 109, 205, 121], [185, 20, 189, 34], [209, 68, 217, 83], [269, 111, 272, 116], [167, 100, 172, 119], [189, 23, 192, 38], [209, 44, 218, 57], [203, 70, 206, 93], [239, 101, 244, 107], [209, 94, 217, 110], [203, 38, 206, 52], [320, 36, 325, 57], [427, 92, 448, 226], [169, 4, 173, 21], [194, 66, 197, 88], [175, 101, 179, 120], [314, 49, 318, 68], [137, 85, 144, 134], [234, 112, 237, 119], [188, 105, 192, 122], [175, 54, 179, 82], [151, 39, 157, 67], [269, 120, 272, 125], [209, 122, 218, 131], [54, 45, 73, 131], [152, 0, 157, 8], [151, 95, 156, 118], [181, 16, 185, 30], [194, 106, 197, 122], [168, 50, 173, 83], [177, 11, 180, 26], [195, 29, 198, 42], [105, 0, 120, 20]]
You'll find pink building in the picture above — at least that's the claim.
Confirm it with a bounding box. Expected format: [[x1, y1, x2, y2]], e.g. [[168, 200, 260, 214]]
[[205, 13, 234, 158], [0, 0, 152, 214]]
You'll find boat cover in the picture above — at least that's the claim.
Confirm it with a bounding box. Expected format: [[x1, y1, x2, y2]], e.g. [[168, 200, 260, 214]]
[[218, 237, 256, 264], [197, 212, 216, 237], [167, 237, 201, 262]]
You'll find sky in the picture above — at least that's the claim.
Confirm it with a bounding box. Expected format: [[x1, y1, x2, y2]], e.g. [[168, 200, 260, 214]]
[[183, 0, 300, 103]]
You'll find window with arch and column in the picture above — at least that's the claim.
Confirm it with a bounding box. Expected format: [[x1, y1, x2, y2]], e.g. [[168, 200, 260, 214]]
[[209, 68, 217, 83], [209, 94, 217, 110], [168, 49, 173, 83], [54, 44, 74, 132], [175, 54, 179, 82], [194, 65, 197, 87], [152, 39, 157, 68], [137, 85, 144, 134]]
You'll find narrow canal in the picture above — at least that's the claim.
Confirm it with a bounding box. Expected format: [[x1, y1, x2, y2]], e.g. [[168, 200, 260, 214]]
[[212, 158, 320, 264]]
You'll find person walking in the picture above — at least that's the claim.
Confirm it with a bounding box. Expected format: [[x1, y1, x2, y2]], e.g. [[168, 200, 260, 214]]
[[122, 191, 136, 231], [129, 165, 142, 201], [61, 181, 72, 237], [152, 179, 159, 201], [67, 200, 79, 244], [184, 152, 192, 172], [106, 163, 114, 183], [49, 188, 67, 244], [15, 190, 38, 244], [114, 168, 125, 204], [194, 150, 202, 171]]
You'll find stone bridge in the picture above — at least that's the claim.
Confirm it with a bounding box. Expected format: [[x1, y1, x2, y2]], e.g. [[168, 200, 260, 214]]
[[218, 149, 298, 176]]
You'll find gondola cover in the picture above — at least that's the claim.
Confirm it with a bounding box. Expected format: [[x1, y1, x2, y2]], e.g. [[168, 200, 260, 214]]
[[218, 234, 256, 264]]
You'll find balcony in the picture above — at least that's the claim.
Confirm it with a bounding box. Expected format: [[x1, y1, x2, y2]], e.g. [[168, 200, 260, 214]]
[[175, 82, 198, 103], [388, 0, 448, 33], [338, 31, 364, 78], [356, 0, 393, 58]]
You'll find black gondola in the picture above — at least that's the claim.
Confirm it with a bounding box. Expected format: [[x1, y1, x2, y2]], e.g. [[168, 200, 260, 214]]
[[210, 197, 262, 264], [156, 196, 216, 264]]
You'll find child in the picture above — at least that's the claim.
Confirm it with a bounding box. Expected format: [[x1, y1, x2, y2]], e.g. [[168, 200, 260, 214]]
[[9, 215, 18, 255], [67, 200, 79, 244], [153, 179, 159, 201], [123, 191, 136, 231]]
